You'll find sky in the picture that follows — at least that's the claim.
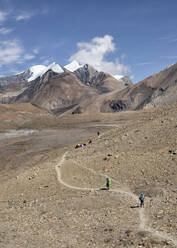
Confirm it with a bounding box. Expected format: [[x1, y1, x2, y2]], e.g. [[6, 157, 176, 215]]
[[0, 0, 177, 82]]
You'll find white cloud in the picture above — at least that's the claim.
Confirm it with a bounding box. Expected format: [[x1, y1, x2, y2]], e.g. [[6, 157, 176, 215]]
[[0, 27, 13, 35], [24, 54, 35, 60], [16, 12, 32, 21], [0, 11, 8, 23], [69, 35, 131, 75], [0, 40, 23, 65]]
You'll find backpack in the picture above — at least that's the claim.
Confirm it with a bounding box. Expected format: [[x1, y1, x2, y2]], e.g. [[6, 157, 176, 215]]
[[106, 178, 111, 186], [108, 178, 111, 185], [139, 193, 145, 200]]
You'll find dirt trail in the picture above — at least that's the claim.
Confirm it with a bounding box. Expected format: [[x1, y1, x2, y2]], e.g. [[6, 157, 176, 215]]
[[55, 152, 177, 247], [55, 152, 100, 192]]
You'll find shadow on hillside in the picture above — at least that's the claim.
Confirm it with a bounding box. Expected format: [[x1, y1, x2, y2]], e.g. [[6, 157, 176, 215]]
[[99, 187, 109, 191], [130, 205, 140, 209]]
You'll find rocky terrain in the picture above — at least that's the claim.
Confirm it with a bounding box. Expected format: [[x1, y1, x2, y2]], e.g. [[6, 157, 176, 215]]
[[74, 64, 131, 93], [0, 102, 176, 247], [100, 62, 177, 112]]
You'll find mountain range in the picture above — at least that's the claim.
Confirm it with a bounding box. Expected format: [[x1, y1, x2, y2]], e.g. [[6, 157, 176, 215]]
[[0, 61, 176, 114]]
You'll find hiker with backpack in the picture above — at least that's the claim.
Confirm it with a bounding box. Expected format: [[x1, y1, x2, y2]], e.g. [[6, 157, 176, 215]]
[[106, 177, 111, 190], [139, 193, 145, 207]]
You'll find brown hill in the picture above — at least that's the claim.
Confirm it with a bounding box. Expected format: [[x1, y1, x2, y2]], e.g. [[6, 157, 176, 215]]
[[99, 63, 177, 112], [12, 70, 99, 114]]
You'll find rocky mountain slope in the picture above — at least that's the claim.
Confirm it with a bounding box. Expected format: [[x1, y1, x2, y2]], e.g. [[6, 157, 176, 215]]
[[0, 62, 130, 114], [0, 70, 30, 86], [12, 70, 99, 114], [0, 61, 177, 115], [99, 62, 177, 112], [73, 64, 130, 93]]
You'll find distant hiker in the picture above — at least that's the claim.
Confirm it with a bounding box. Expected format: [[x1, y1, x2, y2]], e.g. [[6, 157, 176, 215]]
[[139, 193, 145, 207], [106, 177, 111, 190], [97, 131, 100, 137], [75, 143, 86, 149]]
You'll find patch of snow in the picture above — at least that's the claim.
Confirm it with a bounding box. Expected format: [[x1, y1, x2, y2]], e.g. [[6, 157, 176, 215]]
[[28, 62, 64, 82], [64, 60, 83, 72], [15, 70, 25, 75], [112, 75, 124, 81], [50, 62, 64, 73], [28, 65, 47, 82], [166, 63, 175, 70]]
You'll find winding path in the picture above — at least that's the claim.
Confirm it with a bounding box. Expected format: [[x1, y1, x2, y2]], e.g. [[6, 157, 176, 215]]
[[55, 152, 177, 247]]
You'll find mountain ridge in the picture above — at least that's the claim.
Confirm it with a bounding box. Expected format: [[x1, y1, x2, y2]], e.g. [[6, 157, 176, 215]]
[[0, 62, 131, 113], [0, 61, 176, 115]]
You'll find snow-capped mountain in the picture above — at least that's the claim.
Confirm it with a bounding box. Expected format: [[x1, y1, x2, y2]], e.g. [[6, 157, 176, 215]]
[[65, 61, 129, 85], [0, 62, 65, 86], [0, 60, 176, 114], [0, 61, 132, 113], [64, 60, 83, 72], [0, 61, 130, 87], [72, 63, 131, 93], [28, 62, 64, 82]]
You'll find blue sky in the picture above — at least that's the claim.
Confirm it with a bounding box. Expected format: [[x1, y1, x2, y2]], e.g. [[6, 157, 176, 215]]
[[0, 0, 177, 82]]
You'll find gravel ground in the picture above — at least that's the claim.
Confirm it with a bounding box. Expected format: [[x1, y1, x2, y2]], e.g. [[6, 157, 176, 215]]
[[0, 103, 177, 248]]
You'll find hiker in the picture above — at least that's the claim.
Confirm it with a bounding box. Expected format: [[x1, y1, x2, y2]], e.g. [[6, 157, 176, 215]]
[[106, 177, 111, 190], [75, 143, 86, 149], [139, 193, 145, 207]]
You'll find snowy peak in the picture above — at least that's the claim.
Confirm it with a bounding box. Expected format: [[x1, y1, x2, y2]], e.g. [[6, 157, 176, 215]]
[[28, 62, 64, 82], [112, 75, 133, 86], [113, 75, 124, 81], [64, 60, 83, 72], [28, 65, 46, 82], [49, 62, 64, 73], [65, 61, 130, 84]]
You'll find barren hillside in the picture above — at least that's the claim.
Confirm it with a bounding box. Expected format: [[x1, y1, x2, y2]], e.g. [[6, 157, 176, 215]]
[[0, 103, 176, 247], [99, 63, 177, 112]]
